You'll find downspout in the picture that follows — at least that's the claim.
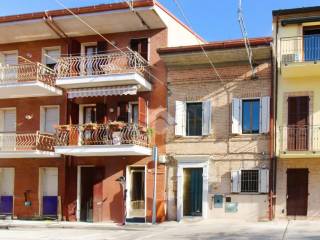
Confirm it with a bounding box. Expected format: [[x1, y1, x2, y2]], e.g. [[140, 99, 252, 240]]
[[269, 16, 279, 221]]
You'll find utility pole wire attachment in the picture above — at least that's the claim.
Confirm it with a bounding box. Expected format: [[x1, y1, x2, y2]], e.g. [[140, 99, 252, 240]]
[[238, 0, 257, 79]]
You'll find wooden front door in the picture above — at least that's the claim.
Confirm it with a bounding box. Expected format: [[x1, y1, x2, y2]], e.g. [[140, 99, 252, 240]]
[[287, 169, 309, 216], [287, 96, 309, 151], [183, 168, 203, 216]]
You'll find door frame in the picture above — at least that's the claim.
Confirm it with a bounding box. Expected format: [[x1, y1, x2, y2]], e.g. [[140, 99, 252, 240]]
[[76, 165, 94, 221], [0, 167, 15, 216], [177, 160, 208, 221], [126, 165, 147, 220]]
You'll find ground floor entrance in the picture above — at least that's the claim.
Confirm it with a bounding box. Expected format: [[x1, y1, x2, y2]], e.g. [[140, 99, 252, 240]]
[[77, 166, 105, 222], [287, 168, 308, 216], [126, 166, 146, 223], [183, 168, 203, 217], [0, 168, 14, 216]]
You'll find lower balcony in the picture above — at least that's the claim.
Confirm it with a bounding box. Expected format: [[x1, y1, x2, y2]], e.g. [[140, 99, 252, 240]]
[[54, 123, 151, 156], [278, 125, 320, 158], [0, 63, 62, 99], [0, 132, 59, 158]]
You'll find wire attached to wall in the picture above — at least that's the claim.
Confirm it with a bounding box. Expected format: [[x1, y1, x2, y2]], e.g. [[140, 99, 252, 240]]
[[238, 0, 257, 79]]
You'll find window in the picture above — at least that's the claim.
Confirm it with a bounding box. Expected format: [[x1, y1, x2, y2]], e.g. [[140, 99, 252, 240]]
[[43, 48, 60, 70], [130, 38, 148, 61], [3, 52, 18, 66], [242, 99, 260, 134], [0, 109, 16, 132], [232, 97, 270, 135], [186, 103, 202, 136], [41, 106, 59, 133], [240, 170, 259, 193], [129, 103, 139, 125], [175, 100, 212, 137], [83, 106, 97, 124], [231, 169, 269, 193]]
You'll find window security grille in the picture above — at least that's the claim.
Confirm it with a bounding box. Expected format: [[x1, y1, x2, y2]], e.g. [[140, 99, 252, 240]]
[[240, 170, 259, 193]]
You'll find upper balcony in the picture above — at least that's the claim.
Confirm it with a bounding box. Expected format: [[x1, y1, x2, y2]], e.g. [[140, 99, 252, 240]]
[[54, 122, 151, 157], [55, 51, 151, 91], [0, 62, 62, 99], [278, 125, 320, 158], [280, 34, 320, 79], [0, 131, 59, 158]]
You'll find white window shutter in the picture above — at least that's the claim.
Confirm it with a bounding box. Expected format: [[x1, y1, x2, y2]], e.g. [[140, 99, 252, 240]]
[[175, 101, 186, 136], [232, 98, 242, 134], [260, 96, 270, 134], [231, 170, 241, 193], [44, 107, 59, 133], [202, 99, 212, 136], [259, 169, 269, 193]]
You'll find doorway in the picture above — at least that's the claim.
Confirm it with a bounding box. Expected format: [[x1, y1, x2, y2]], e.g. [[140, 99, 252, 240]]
[[126, 166, 146, 222], [287, 168, 308, 216], [0, 168, 14, 215], [78, 166, 104, 222], [183, 168, 203, 216], [39, 168, 58, 218]]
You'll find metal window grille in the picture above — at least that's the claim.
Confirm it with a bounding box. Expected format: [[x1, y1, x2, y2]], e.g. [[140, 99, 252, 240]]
[[241, 170, 259, 193]]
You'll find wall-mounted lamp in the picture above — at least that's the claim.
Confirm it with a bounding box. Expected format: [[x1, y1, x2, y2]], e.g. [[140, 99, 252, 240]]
[[25, 114, 33, 120], [26, 53, 33, 59], [109, 108, 114, 113]]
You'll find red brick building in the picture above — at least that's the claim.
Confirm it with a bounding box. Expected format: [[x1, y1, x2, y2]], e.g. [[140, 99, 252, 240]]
[[0, 0, 202, 223]]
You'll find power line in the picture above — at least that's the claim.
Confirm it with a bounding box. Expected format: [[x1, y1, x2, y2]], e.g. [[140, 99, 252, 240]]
[[172, 0, 226, 85]]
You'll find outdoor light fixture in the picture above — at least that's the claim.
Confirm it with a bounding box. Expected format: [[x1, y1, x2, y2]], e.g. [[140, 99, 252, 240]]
[[25, 114, 33, 120], [109, 108, 114, 113]]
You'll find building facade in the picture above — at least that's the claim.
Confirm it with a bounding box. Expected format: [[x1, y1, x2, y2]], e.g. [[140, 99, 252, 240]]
[[273, 7, 320, 219], [0, 0, 202, 223], [159, 38, 273, 221]]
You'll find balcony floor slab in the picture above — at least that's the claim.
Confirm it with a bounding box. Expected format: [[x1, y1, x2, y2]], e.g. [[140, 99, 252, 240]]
[[56, 72, 151, 91], [0, 151, 60, 158], [54, 144, 152, 156], [0, 81, 62, 99]]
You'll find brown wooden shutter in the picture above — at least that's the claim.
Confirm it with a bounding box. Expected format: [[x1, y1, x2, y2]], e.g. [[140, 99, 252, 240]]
[[287, 96, 309, 151], [117, 102, 128, 122], [138, 96, 147, 127], [130, 38, 148, 60], [68, 39, 81, 56], [97, 41, 107, 54], [96, 103, 107, 124], [69, 101, 79, 125]]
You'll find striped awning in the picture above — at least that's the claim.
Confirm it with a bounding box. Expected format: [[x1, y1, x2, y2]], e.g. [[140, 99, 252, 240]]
[[67, 85, 138, 99]]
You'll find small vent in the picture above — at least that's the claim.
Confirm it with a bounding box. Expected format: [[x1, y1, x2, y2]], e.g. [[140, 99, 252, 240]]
[[282, 53, 298, 64]]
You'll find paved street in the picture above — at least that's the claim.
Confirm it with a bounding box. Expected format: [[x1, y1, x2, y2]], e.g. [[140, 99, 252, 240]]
[[0, 219, 320, 240]]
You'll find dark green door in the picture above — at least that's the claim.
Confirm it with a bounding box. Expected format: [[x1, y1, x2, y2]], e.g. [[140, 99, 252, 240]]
[[183, 168, 203, 216]]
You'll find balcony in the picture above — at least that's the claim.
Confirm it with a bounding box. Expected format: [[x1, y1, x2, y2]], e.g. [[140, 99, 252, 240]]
[[280, 35, 320, 79], [0, 132, 59, 158], [54, 122, 151, 156], [0, 63, 62, 99], [55, 51, 151, 91], [278, 125, 320, 158]]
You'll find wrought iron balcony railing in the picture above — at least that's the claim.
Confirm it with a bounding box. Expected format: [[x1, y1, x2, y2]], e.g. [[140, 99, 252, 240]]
[[0, 63, 56, 86], [280, 34, 320, 64], [55, 51, 149, 79], [0, 132, 56, 152], [55, 122, 149, 148], [278, 125, 320, 153]]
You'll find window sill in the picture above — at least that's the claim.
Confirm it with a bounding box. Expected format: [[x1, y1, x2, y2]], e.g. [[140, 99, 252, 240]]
[[230, 192, 268, 195]]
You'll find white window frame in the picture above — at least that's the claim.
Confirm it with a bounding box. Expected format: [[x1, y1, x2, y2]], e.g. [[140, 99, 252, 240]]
[[0, 108, 16, 133], [128, 101, 139, 125], [81, 42, 97, 56], [40, 105, 60, 133], [79, 104, 96, 125], [41, 46, 61, 67], [0, 50, 18, 66], [130, 37, 150, 62]]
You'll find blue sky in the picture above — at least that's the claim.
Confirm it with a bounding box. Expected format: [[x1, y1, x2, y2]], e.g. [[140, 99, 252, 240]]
[[0, 0, 319, 41]]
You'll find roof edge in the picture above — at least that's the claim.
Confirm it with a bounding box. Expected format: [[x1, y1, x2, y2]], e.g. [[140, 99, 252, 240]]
[[158, 37, 272, 55], [0, 0, 154, 24], [273, 6, 320, 16]]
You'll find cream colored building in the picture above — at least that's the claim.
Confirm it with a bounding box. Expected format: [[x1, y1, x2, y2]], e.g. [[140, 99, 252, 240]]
[[159, 38, 272, 221], [273, 7, 320, 219]]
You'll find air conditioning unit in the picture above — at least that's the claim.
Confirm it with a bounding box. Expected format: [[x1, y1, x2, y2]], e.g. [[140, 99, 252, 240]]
[[282, 53, 299, 64], [158, 155, 168, 164]]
